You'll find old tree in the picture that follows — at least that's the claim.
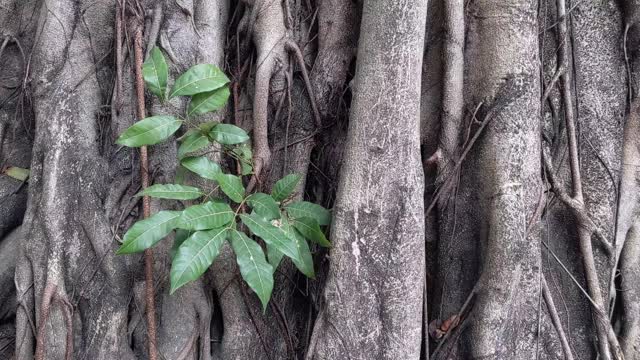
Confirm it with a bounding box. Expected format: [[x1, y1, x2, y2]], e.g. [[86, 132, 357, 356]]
[[2, 0, 640, 358]]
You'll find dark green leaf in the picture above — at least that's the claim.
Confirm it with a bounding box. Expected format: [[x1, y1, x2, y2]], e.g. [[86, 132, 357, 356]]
[[209, 124, 249, 145], [215, 173, 245, 203], [116, 116, 182, 147], [271, 174, 301, 202], [266, 244, 284, 272], [178, 131, 210, 158], [142, 47, 168, 99], [292, 217, 331, 247], [170, 227, 227, 293], [3, 166, 29, 182], [229, 229, 273, 310], [246, 193, 280, 220], [169, 64, 229, 98], [170, 229, 192, 259], [188, 86, 230, 116], [232, 144, 253, 175], [178, 202, 234, 231], [136, 184, 203, 200], [281, 218, 315, 278], [117, 211, 181, 254], [285, 201, 331, 226], [181, 156, 222, 180], [239, 214, 300, 263]]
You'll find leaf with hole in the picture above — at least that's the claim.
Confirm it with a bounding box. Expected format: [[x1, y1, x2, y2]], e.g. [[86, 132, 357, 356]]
[[181, 156, 222, 180], [136, 184, 203, 200], [170, 227, 227, 293], [246, 193, 280, 220], [215, 173, 245, 203], [3, 166, 29, 182], [188, 86, 230, 116], [143, 47, 168, 100], [229, 229, 273, 311], [170, 64, 229, 98], [239, 214, 300, 263], [116, 116, 182, 147], [178, 131, 210, 158], [178, 202, 234, 231], [292, 216, 331, 247], [271, 174, 301, 202], [285, 201, 331, 226], [117, 211, 181, 254], [209, 124, 249, 145]]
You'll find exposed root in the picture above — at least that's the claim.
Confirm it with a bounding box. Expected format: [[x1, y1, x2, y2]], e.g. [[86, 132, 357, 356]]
[[542, 275, 575, 360], [284, 39, 321, 128]]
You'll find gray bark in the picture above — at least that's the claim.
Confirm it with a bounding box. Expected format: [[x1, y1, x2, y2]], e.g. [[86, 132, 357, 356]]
[[307, 1, 427, 359]]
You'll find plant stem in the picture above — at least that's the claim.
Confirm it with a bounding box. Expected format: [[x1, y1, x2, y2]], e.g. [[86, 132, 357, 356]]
[[133, 21, 159, 360]]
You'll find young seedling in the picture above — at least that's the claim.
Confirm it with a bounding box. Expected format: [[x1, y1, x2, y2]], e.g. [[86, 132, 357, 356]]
[[115, 47, 331, 310]]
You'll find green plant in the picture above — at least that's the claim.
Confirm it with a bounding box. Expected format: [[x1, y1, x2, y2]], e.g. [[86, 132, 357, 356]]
[[115, 48, 330, 309]]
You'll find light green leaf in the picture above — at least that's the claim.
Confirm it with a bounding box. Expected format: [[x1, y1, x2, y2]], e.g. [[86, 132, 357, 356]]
[[188, 86, 230, 116], [271, 174, 301, 202], [181, 156, 222, 180], [266, 244, 284, 272], [215, 173, 245, 203], [246, 193, 280, 220], [229, 229, 273, 311], [292, 217, 331, 247], [209, 124, 249, 145], [170, 229, 192, 259], [136, 184, 203, 200], [117, 211, 181, 254], [239, 214, 300, 263], [169, 64, 229, 98], [142, 47, 168, 100], [170, 227, 227, 293], [178, 202, 234, 231], [116, 116, 182, 147], [198, 121, 219, 134], [178, 131, 210, 158], [285, 201, 331, 226], [281, 218, 315, 278], [3, 166, 29, 182]]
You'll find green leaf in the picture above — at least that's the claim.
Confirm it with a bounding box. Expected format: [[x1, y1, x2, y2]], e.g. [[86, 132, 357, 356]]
[[169, 64, 229, 98], [3, 166, 29, 182], [188, 86, 230, 116], [285, 201, 331, 226], [281, 218, 315, 278], [116, 116, 182, 147], [215, 173, 245, 203], [143, 47, 168, 100], [198, 121, 219, 134], [209, 124, 249, 145], [246, 193, 280, 220], [178, 202, 234, 231], [239, 214, 300, 263], [170, 227, 227, 293], [232, 144, 253, 175], [136, 184, 204, 200], [229, 229, 273, 311], [117, 211, 181, 254], [170, 229, 192, 259], [178, 131, 210, 158], [292, 217, 331, 247], [271, 174, 301, 202], [181, 156, 222, 180], [266, 244, 284, 272]]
